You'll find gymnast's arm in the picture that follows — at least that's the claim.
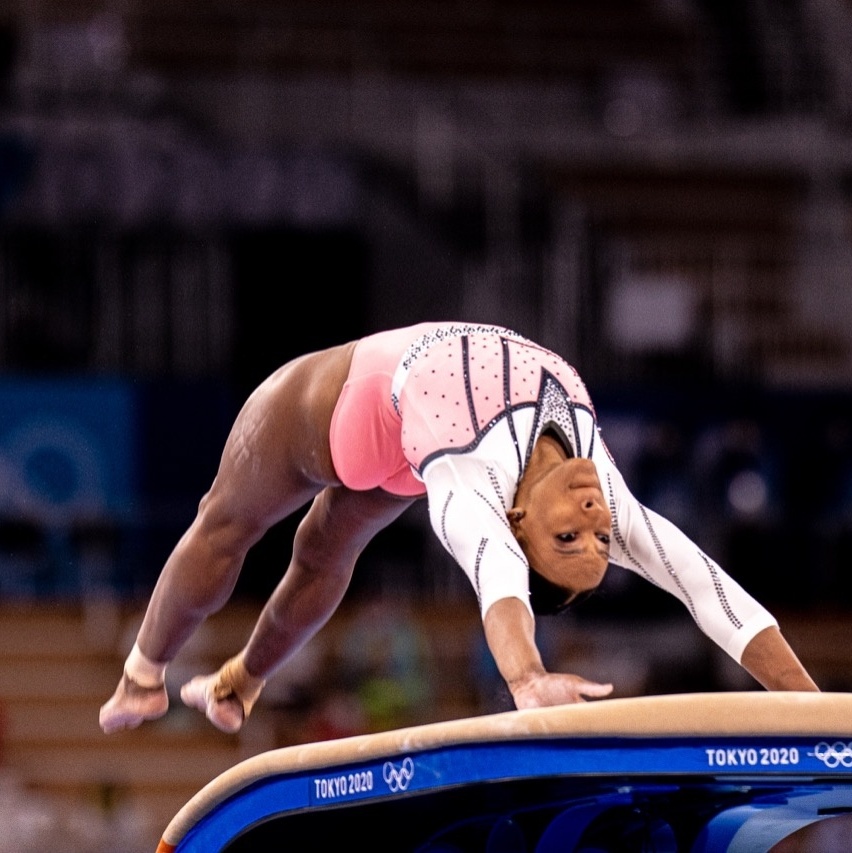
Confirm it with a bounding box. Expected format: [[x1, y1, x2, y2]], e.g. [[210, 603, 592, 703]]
[[602, 454, 820, 692], [740, 625, 819, 691], [483, 596, 613, 708], [421, 456, 613, 708]]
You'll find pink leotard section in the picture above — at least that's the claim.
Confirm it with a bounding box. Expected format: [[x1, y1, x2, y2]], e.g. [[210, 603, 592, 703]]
[[329, 322, 594, 495], [328, 323, 442, 496]]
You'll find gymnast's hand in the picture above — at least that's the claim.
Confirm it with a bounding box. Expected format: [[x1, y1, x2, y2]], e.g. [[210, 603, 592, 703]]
[[510, 672, 614, 710], [99, 673, 169, 734], [483, 599, 613, 710]]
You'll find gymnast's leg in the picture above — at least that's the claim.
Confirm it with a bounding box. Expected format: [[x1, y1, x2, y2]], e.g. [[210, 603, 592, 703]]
[[99, 344, 355, 734], [180, 485, 416, 733]]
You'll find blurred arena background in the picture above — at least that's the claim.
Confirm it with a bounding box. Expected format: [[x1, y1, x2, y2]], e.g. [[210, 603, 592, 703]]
[[1, 1, 852, 850]]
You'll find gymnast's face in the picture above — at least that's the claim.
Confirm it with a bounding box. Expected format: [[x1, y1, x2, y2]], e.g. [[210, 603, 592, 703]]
[[508, 457, 611, 607]]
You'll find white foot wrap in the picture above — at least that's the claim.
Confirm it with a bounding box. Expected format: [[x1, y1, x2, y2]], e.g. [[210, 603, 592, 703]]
[[124, 642, 167, 688]]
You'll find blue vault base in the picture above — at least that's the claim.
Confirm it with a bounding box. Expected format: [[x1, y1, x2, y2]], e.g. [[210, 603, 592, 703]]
[[156, 693, 852, 853]]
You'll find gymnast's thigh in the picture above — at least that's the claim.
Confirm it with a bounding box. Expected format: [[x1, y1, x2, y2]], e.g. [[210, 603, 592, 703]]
[[198, 399, 324, 540], [200, 345, 356, 534]]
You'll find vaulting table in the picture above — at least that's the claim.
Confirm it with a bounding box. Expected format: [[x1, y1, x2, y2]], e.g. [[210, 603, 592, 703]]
[[155, 692, 852, 852]]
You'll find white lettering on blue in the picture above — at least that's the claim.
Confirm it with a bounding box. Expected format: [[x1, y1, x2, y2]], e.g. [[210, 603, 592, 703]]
[[313, 770, 375, 800], [705, 746, 799, 767]]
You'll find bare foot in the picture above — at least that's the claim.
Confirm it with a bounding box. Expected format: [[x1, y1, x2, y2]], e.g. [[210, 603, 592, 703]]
[[180, 673, 244, 734], [99, 673, 169, 734]]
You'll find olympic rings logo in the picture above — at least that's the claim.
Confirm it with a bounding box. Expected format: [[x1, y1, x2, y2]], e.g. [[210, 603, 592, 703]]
[[382, 757, 415, 792], [813, 741, 852, 768]]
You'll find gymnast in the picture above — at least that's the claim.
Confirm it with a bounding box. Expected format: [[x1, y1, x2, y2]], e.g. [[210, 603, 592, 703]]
[[99, 322, 819, 735]]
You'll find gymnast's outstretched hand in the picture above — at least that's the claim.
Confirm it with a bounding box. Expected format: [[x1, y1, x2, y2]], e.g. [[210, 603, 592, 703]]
[[510, 672, 614, 710], [99, 673, 169, 734]]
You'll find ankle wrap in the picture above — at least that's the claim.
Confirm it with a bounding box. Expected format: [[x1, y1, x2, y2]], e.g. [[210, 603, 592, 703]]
[[212, 655, 266, 718], [125, 642, 167, 688]]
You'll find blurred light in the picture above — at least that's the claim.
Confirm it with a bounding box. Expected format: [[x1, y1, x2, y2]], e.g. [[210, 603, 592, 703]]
[[727, 469, 768, 517], [606, 273, 698, 352]]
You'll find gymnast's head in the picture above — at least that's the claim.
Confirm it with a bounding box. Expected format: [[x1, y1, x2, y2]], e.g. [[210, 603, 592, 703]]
[[508, 456, 611, 615]]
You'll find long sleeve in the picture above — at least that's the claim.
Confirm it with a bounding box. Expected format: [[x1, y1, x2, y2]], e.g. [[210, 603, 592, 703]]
[[597, 447, 778, 663], [421, 453, 534, 620]]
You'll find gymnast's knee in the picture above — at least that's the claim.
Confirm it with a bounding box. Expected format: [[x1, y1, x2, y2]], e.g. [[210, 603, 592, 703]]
[[183, 503, 268, 590]]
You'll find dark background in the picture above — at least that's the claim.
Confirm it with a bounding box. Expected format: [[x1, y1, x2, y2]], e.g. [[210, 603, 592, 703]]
[[1, 0, 851, 644]]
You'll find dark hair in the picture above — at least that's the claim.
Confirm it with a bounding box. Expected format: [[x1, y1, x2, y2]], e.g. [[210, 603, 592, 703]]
[[528, 567, 596, 616], [528, 567, 573, 615]]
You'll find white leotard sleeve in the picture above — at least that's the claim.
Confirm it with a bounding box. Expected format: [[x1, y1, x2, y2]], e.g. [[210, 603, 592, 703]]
[[592, 439, 778, 664], [420, 452, 534, 620]]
